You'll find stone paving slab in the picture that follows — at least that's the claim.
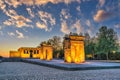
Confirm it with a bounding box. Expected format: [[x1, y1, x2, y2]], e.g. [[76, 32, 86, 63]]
[[22, 59, 120, 71]]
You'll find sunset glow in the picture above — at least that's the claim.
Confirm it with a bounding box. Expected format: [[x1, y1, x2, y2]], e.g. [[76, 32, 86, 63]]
[[0, 0, 120, 57]]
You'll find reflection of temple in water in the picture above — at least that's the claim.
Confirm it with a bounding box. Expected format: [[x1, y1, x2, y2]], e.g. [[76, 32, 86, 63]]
[[10, 44, 53, 61], [63, 34, 85, 63]]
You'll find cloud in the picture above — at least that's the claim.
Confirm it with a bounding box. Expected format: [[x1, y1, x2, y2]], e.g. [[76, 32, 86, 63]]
[[98, 0, 105, 7], [20, 0, 34, 6], [86, 19, 94, 35], [36, 22, 48, 31], [114, 24, 120, 29], [2, 0, 81, 8], [60, 9, 71, 34], [16, 30, 24, 38], [0, 0, 6, 11], [93, 10, 113, 22], [5, 0, 21, 8], [12, 15, 32, 22], [76, 6, 81, 12], [8, 32, 15, 36], [60, 9, 71, 20], [60, 8, 84, 34], [0, 31, 3, 35], [0, 26, 2, 30], [26, 8, 34, 18], [72, 20, 83, 34], [61, 20, 70, 34], [0, 26, 3, 35], [60, 19, 84, 34], [35, 0, 81, 6], [38, 11, 56, 26], [86, 19, 91, 27], [3, 19, 14, 26], [3, 9, 32, 28], [37, 11, 56, 31], [16, 21, 31, 28]]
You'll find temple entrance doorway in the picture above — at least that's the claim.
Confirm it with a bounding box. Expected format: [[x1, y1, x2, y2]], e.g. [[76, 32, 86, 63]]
[[30, 50, 33, 58]]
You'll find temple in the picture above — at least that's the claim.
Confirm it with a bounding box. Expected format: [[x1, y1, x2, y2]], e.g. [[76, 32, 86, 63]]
[[10, 44, 53, 61], [63, 34, 85, 63], [10, 33, 85, 63]]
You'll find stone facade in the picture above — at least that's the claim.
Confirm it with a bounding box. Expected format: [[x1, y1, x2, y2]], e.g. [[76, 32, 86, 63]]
[[63, 35, 85, 63], [10, 45, 53, 60], [40, 44, 53, 60]]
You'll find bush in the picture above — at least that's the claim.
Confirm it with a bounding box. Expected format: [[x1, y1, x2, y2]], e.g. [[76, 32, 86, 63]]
[[94, 53, 107, 60]]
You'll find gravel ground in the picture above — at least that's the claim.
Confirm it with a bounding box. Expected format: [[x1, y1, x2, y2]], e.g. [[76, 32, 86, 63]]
[[0, 62, 120, 80]]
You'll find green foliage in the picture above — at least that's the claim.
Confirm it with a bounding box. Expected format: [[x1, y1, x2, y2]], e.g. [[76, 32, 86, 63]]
[[85, 26, 119, 60], [84, 33, 97, 59], [47, 36, 62, 50], [97, 26, 118, 59], [53, 49, 64, 59], [94, 53, 107, 60]]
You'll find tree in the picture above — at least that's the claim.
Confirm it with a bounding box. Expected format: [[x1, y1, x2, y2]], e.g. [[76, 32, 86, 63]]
[[97, 26, 118, 60], [84, 33, 91, 55], [37, 41, 47, 48], [47, 36, 63, 58], [47, 36, 62, 51], [38, 36, 63, 58], [84, 32, 91, 46], [84, 33, 98, 59]]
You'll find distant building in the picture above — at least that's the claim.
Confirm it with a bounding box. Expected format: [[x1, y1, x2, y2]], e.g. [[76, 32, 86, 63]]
[[63, 34, 85, 63], [10, 44, 53, 60]]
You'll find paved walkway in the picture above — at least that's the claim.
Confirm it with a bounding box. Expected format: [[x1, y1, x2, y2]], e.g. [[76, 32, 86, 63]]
[[0, 62, 120, 80], [23, 59, 120, 70]]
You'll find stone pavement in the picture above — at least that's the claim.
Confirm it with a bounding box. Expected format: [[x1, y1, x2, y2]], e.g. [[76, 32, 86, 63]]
[[22, 59, 120, 70], [0, 62, 120, 80]]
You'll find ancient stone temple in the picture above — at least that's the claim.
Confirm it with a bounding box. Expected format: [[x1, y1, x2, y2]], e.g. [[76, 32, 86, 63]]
[[10, 45, 53, 61], [63, 34, 85, 63], [40, 44, 53, 61]]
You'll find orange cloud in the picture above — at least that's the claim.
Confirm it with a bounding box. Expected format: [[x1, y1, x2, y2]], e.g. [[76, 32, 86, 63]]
[[3, 0, 81, 8], [3, 19, 14, 26], [16, 21, 29, 28], [0, 0, 6, 11], [35, 0, 80, 6], [5, 0, 21, 8], [93, 10, 113, 22], [3, 9, 32, 28]]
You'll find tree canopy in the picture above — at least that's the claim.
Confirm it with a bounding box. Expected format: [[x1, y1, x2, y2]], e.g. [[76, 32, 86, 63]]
[[97, 26, 118, 59]]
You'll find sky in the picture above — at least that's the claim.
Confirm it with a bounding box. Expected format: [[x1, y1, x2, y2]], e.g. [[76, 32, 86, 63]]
[[0, 0, 120, 57]]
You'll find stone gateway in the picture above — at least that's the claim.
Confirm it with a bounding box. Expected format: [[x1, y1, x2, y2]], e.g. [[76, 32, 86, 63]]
[[63, 34, 85, 63]]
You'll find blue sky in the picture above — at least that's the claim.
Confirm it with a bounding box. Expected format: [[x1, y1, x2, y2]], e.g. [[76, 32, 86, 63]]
[[0, 0, 120, 57]]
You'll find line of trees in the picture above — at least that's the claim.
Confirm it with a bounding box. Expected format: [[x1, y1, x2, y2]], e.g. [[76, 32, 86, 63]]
[[85, 26, 119, 60]]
